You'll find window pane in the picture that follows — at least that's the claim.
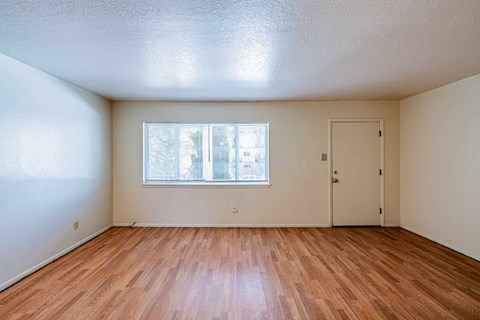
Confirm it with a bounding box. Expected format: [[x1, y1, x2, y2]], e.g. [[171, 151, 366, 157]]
[[238, 125, 266, 180], [179, 126, 204, 180], [147, 125, 176, 180], [212, 125, 236, 180]]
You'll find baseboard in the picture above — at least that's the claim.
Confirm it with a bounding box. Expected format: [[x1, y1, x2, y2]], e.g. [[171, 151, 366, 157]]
[[113, 222, 330, 228], [384, 223, 400, 227], [401, 225, 480, 261], [0, 224, 112, 292]]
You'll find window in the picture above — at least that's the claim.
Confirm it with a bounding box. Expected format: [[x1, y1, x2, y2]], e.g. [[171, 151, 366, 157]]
[[144, 123, 269, 185]]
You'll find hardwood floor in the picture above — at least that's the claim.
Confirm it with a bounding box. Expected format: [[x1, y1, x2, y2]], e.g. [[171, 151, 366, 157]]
[[1, 227, 479, 319]]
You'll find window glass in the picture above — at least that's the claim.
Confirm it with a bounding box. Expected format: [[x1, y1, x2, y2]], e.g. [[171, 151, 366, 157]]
[[179, 126, 203, 180], [212, 125, 236, 180], [147, 125, 176, 180], [238, 125, 266, 181]]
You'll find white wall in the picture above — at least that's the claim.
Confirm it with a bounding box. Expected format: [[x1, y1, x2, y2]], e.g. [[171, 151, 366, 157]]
[[0, 54, 112, 289], [113, 101, 400, 227], [400, 74, 480, 260]]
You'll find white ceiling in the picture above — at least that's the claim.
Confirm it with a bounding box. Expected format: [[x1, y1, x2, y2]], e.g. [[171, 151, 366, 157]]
[[1, 0, 480, 101]]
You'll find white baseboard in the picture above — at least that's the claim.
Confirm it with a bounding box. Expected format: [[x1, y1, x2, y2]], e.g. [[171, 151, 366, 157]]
[[401, 225, 479, 261], [0, 224, 112, 292], [113, 222, 330, 228], [113, 222, 403, 228], [384, 223, 400, 227]]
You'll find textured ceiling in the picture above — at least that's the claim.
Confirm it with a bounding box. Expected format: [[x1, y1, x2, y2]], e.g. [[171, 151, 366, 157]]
[[1, 0, 480, 101]]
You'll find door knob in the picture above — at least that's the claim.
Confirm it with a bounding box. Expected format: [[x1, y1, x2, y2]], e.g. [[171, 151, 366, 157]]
[[332, 178, 339, 183]]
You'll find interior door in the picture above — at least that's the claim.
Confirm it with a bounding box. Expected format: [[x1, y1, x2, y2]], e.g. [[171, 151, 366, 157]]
[[332, 121, 381, 226]]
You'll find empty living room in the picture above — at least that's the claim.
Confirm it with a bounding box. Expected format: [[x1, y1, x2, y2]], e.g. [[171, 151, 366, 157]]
[[1, 1, 479, 319]]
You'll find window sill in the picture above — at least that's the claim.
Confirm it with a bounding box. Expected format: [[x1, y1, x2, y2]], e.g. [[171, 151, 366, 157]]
[[142, 182, 271, 188]]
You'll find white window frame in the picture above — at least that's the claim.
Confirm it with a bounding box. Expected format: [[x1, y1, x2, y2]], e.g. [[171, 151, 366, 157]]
[[143, 122, 270, 187]]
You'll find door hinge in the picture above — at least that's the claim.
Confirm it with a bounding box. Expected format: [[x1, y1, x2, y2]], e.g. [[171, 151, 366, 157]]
[[380, 208, 383, 214], [379, 169, 382, 175], [379, 130, 382, 137]]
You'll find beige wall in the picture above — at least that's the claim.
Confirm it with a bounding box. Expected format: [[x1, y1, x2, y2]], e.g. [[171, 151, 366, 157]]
[[400, 74, 480, 260], [0, 54, 112, 290], [113, 101, 400, 227]]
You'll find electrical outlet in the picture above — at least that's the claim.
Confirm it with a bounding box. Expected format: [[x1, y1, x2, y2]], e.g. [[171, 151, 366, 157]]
[[73, 221, 79, 230], [232, 207, 239, 213]]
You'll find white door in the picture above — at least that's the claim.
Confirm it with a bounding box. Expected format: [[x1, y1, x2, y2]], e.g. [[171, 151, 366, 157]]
[[332, 122, 381, 226]]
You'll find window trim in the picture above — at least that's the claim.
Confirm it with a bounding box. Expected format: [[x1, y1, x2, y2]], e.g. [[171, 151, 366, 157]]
[[143, 122, 270, 186]]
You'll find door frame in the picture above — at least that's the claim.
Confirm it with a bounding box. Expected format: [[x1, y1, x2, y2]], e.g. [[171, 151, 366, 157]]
[[328, 118, 385, 227]]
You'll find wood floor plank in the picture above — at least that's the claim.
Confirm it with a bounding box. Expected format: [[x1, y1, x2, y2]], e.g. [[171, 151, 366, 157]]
[[1, 227, 479, 319]]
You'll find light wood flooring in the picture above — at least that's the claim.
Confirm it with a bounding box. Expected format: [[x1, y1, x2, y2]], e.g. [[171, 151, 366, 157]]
[[0, 227, 479, 319]]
